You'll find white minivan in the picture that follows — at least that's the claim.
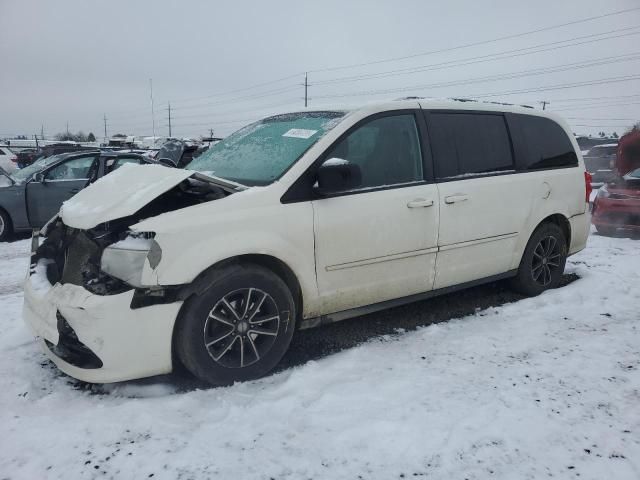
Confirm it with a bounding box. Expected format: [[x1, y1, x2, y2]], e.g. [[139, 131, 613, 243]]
[[24, 99, 591, 386]]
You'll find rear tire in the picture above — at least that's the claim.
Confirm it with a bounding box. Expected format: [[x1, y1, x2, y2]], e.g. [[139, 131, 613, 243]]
[[0, 210, 12, 242], [511, 223, 567, 297], [175, 264, 296, 386]]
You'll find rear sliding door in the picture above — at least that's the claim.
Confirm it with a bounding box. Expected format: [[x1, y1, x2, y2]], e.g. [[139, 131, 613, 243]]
[[424, 111, 534, 289]]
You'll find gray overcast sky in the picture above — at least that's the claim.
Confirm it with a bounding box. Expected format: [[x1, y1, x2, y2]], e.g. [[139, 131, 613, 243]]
[[1, 0, 638, 139]]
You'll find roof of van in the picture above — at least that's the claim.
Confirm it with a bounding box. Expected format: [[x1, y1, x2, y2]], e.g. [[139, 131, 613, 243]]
[[280, 97, 554, 117]]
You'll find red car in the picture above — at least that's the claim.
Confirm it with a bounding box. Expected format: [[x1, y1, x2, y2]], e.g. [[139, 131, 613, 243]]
[[592, 128, 640, 236]]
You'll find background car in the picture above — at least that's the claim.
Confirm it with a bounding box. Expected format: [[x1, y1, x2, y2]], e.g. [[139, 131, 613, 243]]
[[592, 129, 640, 236], [0, 144, 18, 174], [156, 139, 208, 168], [0, 151, 153, 241], [583, 143, 618, 187]]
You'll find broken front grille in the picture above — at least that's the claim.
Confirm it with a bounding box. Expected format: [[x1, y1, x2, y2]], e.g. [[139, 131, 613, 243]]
[[34, 220, 130, 295]]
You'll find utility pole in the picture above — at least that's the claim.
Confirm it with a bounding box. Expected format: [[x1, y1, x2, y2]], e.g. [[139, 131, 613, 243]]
[[40, 124, 44, 141], [66, 121, 69, 137], [168, 102, 172, 137], [103, 114, 108, 143], [304, 72, 308, 108], [540, 100, 550, 110], [150, 78, 156, 138], [209, 128, 214, 139]]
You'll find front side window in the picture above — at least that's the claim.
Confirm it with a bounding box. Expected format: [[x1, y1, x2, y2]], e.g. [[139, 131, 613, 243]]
[[323, 114, 423, 189], [188, 111, 345, 186], [47, 155, 96, 180], [10, 154, 63, 182], [517, 115, 578, 170], [429, 113, 514, 179]]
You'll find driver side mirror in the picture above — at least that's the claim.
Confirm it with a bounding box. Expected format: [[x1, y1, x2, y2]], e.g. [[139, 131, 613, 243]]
[[314, 158, 362, 195], [33, 172, 46, 183]]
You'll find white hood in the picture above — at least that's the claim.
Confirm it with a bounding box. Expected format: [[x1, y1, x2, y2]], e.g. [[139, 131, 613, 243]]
[[61, 163, 194, 229]]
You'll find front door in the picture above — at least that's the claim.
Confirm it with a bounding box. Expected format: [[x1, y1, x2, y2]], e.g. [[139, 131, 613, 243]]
[[26, 154, 98, 227], [312, 112, 439, 314]]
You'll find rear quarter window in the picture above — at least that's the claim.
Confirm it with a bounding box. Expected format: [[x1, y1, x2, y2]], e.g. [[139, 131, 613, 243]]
[[516, 115, 578, 170]]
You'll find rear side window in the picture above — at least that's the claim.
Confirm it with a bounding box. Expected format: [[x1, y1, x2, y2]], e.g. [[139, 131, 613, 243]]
[[517, 115, 578, 170], [429, 113, 513, 179]]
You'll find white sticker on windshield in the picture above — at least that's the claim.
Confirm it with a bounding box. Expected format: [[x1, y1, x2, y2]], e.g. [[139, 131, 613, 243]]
[[282, 128, 318, 139]]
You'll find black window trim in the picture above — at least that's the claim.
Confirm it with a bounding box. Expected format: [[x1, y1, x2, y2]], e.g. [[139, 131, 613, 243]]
[[508, 112, 579, 171], [421, 109, 517, 183], [420, 109, 579, 182], [281, 109, 433, 204]]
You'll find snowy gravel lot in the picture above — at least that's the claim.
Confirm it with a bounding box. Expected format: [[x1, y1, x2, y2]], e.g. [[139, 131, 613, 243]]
[[0, 231, 639, 480]]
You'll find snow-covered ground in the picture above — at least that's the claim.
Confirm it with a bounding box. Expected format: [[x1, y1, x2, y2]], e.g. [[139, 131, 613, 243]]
[[0, 231, 639, 479]]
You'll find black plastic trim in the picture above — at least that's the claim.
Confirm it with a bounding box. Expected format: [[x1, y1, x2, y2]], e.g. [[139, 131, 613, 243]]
[[298, 269, 518, 329]]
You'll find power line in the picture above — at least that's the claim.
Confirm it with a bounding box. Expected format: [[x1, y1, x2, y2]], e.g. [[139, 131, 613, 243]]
[[169, 72, 304, 105], [470, 75, 640, 99], [311, 27, 640, 86], [170, 98, 300, 122], [308, 6, 640, 74], [101, 8, 640, 119], [170, 84, 300, 112], [311, 54, 640, 100], [551, 100, 640, 112]]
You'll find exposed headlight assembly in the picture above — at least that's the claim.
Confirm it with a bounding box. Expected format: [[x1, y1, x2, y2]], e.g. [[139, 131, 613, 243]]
[[100, 232, 162, 287]]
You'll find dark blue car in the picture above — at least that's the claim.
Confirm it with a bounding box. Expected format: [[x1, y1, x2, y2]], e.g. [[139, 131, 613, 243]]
[[0, 151, 152, 241]]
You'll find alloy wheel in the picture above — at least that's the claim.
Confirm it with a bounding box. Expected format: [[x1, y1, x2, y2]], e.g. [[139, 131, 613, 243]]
[[0, 215, 4, 237], [203, 288, 280, 368], [531, 235, 562, 287]]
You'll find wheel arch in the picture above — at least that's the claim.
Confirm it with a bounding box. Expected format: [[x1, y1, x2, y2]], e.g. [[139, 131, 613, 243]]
[[536, 213, 571, 250], [170, 253, 304, 373]]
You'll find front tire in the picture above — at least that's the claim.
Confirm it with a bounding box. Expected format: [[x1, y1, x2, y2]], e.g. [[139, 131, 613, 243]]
[[511, 223, 567, 296], [0, 210, 12, 242], [175, 264, 296, 386]]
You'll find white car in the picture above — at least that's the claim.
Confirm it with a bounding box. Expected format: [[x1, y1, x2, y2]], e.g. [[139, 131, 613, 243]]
[[23, 99, 591, 386], [0, 145, 18, 174]]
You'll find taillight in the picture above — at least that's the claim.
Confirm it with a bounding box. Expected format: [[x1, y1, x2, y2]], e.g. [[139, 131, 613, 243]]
[[584, 171, 593, 203]]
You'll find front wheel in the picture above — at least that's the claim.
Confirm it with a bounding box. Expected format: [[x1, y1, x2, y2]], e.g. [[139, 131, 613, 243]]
[[511, 223, 567, 296], [175, 264, 296, 386]]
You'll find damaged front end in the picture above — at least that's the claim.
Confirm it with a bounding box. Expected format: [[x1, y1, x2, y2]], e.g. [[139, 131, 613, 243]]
[[32, 173, 236, 299], [24, 173, 234, 381]]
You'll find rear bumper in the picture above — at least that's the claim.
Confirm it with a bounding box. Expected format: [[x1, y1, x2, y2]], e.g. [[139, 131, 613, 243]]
[[23, 273, 183, 384], [592, 197, 640, 231]]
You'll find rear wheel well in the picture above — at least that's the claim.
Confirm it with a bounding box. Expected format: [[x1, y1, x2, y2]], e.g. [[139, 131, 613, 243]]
[[537, 214, 571, 249]]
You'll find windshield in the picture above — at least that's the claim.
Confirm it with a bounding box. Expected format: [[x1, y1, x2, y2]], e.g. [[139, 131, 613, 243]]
[[187, 111, 345, 185], [11, 154, 63, 181]]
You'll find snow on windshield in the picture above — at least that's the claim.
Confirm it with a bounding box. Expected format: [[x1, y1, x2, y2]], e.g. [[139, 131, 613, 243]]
[[188, 112, 345, 186]]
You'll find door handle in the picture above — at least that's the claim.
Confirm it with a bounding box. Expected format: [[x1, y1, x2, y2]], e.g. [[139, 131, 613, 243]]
[[407, 198, 434, 208], [70, 188, 80, 194], [444, 194, 468, 204]]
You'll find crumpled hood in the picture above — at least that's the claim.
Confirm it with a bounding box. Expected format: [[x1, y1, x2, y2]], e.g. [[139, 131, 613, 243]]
[[61, 163, 195, 229]]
